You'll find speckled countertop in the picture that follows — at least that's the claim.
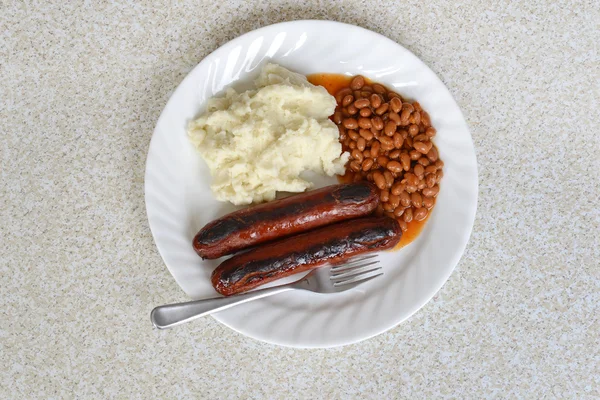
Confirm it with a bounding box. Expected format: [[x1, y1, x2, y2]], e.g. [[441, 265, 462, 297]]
[[1, 1, 599, 398]]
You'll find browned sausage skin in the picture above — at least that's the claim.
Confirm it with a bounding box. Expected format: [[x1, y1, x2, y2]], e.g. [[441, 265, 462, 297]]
[[193, 183, 380, 259], [211, 217, 401, 296]]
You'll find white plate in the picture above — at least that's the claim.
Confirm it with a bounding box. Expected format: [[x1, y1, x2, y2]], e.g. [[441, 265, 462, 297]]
[[145, 20, 478, 348]]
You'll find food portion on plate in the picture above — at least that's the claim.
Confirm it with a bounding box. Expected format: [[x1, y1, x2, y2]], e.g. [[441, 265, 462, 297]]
[[188, 63, 348, 205], [212, 215, 400, 296], [308, 74, 444, 241], [193, 182, 379, 259], [188, 64, 443, 296]]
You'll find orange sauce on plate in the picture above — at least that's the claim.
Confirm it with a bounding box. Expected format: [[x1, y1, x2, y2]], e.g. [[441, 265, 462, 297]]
[[308, 73, 431, 249]]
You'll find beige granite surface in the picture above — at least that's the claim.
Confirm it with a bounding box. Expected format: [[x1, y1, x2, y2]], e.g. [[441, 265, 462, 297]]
[[1, 0, 599, 398]]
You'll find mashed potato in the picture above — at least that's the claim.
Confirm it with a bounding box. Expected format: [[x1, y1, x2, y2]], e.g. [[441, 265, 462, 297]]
[[188, 63, 349, 205]]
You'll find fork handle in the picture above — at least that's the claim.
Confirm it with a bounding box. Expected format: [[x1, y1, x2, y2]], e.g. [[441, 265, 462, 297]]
[[151, 285, 294, 329]]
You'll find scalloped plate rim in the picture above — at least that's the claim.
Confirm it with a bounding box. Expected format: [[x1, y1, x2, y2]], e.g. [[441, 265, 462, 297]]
[[145, 20, 478, 348]]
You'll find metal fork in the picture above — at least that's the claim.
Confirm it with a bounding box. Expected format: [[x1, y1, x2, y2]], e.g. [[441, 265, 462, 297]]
[[151, 255, 382, 329]]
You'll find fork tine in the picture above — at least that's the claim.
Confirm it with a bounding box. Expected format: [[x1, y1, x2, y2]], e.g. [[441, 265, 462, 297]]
[[331, 264, 381, 281], [333, 272, 383, 288], [330, 257, 379, 273], [331, 254, 377, 269]]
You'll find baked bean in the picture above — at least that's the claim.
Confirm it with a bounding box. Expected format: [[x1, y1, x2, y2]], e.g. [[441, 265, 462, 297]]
[[372, 83, 386, 94], [401, 103, 414, 112], [342, 95, 354, 107], [405, 136, 413, 148], [351, 149, 363, 162], [362, 85, 373, 92], [425, 173, 437, 188], [373, 171, 386, 189], [362, 158, 374, 171], [359, 129, 374, 140], [349, 160, 361, 172], [411, 192, 423, 208], [379, 136, 394, 150], [353, 90, 362, 99], [354, 98, 370, 109], [422, 185, 439, 197], [358, 117, 372, 129], [413, 102, 422, 112], [387, 160, 402, 173], [333, 111, 343, 124], [348, 141, 356, 149], [398, 219, 408, 232], [359, 108, 372, 117], [425, 127, 436, 138], [370, 127, 380, 136], [394, 207, 405, 218], [410, 150, 421, 160], [388, 194, 400, 209], [403, 208, 413, 223], [404, 173, 419, 187], [350, 75, 365, 90], [400, 109, 411, 125], [383, 202, 395, 213], [384, 121, 397, 136], [377, 156, 389, 168], [348, 130, 360, 141], [383, 171, 394, 188], [400, 152, 411, 171], [357, 137, 366, 151], [414, 164, 425, 178], [417, 179, 426, 190], [399, 191, 411, 207], [414, 207, 427, 221], [347, 104, 358, 115], [426, 147, 438, 162], [375, 103, 389, 115], [423, 196, 435, 209], [390, 97, 402, 113], [435, 159, 444, 169], [421, 111, 431, 127], [408, 124, 419, 136], [405, 184, 417, 193], [343, 118, 358, 129], [414, 141, 432, 154], [388, 91, 401, 99], [361, 91, 372, 98], [370, 94, 382, 108], [412, 111, 421, 125], [363, 149, 371, 158], [393, 133, 403, 149], [380, 189, 390, 203], [418, 157, 431, 166], [366, 172, 374, 181], [370, 141, 380, 157], [391, 182, 405, 196], [335, 88, 352, 103], [389, 149, 401, 159], [435, 170, 443, 183], [389, 112, 401, 125], [372, 116, 384, 131], [425, 165, 437, 175], [413, 134, 428, 142]]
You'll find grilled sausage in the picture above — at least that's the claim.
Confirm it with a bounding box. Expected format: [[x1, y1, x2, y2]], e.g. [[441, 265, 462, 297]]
[[193, 183, 379, 259], [211, 216, 401, 296]]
